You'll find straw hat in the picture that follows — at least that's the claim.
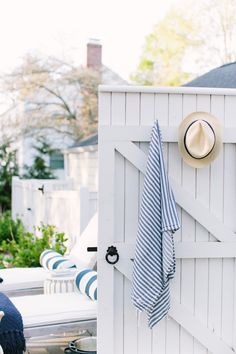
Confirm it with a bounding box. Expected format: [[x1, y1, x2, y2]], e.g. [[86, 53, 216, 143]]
[[178, 112, 222, 168]]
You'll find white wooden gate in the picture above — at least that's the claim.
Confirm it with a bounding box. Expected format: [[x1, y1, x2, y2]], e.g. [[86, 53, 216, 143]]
[[12, 177, 98, 246], [98, 86, 236, 354]]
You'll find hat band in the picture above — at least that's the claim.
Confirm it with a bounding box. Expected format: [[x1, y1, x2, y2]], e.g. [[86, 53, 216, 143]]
[[183, 120, 216, 160]]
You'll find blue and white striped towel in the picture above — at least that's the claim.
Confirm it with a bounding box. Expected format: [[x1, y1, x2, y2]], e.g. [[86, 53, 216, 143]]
[[40, 249, 76, 270], [132, 120, 180, 328]]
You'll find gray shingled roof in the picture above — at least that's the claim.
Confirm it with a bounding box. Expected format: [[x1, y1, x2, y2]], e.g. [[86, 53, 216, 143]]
[[184, 62, 236, 88], [77, 133, 98, 147]]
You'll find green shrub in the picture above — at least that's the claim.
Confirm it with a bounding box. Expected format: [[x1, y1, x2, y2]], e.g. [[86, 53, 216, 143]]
[[0, 142, 19, 211], [0, 211, 24, 244], [0, 223, 67, 268]]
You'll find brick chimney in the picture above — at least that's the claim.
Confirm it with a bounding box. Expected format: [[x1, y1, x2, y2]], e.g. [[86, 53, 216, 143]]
[[87, 39, 102, 69]]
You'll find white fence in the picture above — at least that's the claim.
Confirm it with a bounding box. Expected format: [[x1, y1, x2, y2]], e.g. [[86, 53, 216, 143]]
[[98, 85, 236, 354], [12, 177, 98, 247]]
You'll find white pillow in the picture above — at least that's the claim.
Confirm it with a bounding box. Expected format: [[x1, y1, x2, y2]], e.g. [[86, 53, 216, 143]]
[[69, 212, 98, 270]]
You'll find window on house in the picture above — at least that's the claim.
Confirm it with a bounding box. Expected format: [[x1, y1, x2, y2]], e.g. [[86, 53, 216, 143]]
[[49, 152, 64, 170]]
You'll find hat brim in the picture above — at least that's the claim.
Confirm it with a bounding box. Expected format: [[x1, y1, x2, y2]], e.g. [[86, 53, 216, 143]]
[[178, 112, 222, 168]]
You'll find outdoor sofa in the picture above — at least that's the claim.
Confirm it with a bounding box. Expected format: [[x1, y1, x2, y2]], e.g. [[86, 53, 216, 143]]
[[0, 213, 98, 350]]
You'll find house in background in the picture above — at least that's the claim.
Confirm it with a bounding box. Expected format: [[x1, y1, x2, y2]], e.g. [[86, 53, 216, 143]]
[[63, 41, 128, 186], [10, 40, 128, 179], [184, 62, 236, 88], [64, 133, 98, 190], [65, 61, 236, 188]]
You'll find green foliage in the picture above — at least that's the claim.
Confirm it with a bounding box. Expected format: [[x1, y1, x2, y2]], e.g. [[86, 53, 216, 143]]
[[0, 211, 24, 244], [131, 8, 201, 86], [0, 142, 19, 211], [131, 0, 236, 86], [0, 223, 67, 268], [23, 137, 56, 179]]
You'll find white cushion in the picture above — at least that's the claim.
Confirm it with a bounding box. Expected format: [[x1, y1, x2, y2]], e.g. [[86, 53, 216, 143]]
[[0, 268, 47, 292], [11, 292, 97, 328], [69, 212, 98, 269]]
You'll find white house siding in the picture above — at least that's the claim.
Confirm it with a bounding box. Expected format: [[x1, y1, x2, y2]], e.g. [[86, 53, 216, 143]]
[[64, 147, 98, 190], [16, 127, 76, 179]]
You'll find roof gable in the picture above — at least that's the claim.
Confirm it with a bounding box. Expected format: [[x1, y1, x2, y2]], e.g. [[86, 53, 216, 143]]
[[184, 62, 236, 88]]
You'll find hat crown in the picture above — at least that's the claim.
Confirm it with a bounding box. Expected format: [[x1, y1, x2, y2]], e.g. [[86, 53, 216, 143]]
[[178, 111, 222, 168], [185, 120, 215, 159]]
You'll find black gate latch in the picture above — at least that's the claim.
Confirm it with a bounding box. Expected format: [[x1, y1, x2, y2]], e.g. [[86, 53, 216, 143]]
[[105, 245, 119, 265], [38, 185, 44, 194]]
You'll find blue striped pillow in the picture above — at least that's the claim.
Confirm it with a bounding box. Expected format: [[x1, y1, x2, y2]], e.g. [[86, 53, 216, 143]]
[[74, 269, 97, 301], [40, 250, 76, 270]]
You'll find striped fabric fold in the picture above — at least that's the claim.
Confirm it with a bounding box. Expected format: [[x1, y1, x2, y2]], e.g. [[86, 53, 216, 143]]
[[74, 269, 97, 301], [40, 249, 76, 270], [132, 120, 180, 328]]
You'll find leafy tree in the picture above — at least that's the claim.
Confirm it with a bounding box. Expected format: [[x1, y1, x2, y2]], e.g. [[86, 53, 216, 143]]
[[1, 54, 101, 141], [131, 0, 236, 86], [196, 0, 236, 67], [77, 68, 100, 136], [131, 8, 201, 86], [0, 142, 19, 211], [23, 137, 55, 179]]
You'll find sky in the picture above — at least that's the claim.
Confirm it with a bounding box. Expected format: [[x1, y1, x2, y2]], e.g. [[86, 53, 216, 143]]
[[0, 0, 180, 80]]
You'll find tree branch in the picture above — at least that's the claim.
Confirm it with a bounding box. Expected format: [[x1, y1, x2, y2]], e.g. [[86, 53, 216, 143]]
[[39, 84, 77, 119]]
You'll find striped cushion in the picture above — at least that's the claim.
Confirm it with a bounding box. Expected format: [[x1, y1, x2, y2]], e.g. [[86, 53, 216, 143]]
[[40, 250, 76, 270], [74, 269, 97, 301]]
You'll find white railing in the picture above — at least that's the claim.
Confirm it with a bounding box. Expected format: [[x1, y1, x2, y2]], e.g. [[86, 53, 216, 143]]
[[12, 177, 98, 248]]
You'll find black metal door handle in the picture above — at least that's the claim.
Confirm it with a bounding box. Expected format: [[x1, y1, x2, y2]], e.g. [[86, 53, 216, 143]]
[[105, 246, 119, 265]]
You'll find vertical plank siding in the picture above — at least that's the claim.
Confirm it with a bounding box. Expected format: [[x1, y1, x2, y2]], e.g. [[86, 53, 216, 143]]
[[222, 96, 236, 349], [166, 94, 182, 354], [153, 93, 170, 354], [98, 87, 236, 354], [112, 92, 126, 354], [124, 92, 140, 354], [138, 93, 155, 354]]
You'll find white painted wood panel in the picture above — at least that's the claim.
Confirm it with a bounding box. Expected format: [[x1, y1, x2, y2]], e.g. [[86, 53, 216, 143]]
[[194, 94, 210, 354], [180, 93, 196, 354], [12, 178, 97, 247], [65, 150, 98, 190], [113, 91, 126, 354], [97, 141, 115, 354], [123, 92, 140, 354], [166, 93, 182, 354], [137, 93, 155, 354], [98, 86, 236, 354], [153, 93, 170, 354], [221, 96, 236, 350]]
